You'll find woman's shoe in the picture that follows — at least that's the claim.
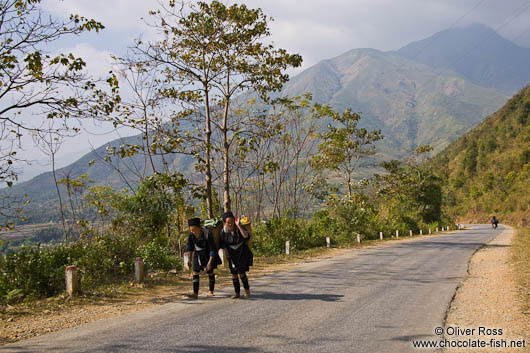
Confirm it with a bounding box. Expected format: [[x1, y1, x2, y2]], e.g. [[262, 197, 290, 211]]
[[231, 293, 240, 299]]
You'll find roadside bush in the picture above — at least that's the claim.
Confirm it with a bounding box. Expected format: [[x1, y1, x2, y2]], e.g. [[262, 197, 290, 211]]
[[138, 238, 182, 271], [0, 244, 70, 301], [252, 215, 324, 256], [72, 234, 138, 288], [0, 234, 142, 304]]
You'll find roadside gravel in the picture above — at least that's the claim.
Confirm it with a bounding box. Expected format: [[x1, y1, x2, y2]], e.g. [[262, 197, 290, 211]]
[[445, 226, 530, 352]]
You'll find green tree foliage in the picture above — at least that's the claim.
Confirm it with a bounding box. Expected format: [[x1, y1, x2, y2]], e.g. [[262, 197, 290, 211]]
[[0, 0, 120, 228], [462, 140, 478, 175], [87, 173, 187, 241], [376, 146, 445, 230], [124, 0, 302, 217], [312, 109, 383, 198], [0, 0, 119, 181]]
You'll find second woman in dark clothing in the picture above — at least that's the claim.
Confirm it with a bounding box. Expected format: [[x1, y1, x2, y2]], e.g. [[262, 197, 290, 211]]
[[220, 211, 253, 298]]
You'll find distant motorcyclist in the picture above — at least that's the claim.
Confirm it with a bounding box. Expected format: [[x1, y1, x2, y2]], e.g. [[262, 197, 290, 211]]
[[491, 216, 499, 229]]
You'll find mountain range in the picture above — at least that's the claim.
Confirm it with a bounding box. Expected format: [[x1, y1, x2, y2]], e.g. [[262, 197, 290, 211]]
[[398, 23, 530, 95], [5, 23, 530, 224]]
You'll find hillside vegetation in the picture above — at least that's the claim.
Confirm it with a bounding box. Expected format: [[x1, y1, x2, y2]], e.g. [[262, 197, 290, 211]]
[[434, 85, 530, 224]]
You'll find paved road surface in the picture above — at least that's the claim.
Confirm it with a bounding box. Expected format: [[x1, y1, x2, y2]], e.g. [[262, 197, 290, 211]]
[[1, 225, 503, 353]]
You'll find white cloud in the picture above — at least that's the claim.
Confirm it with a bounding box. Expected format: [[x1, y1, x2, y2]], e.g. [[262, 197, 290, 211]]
[[59, 43, 115, 79], [41, 0, 155, 32]]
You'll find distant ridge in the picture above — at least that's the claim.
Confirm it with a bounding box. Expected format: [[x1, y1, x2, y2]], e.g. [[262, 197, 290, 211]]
[[281, 47, 507, 157], [397, 23, 530, 95]]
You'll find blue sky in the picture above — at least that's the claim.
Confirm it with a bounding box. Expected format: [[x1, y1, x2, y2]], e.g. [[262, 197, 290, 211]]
[[16, 0, 530, 181]]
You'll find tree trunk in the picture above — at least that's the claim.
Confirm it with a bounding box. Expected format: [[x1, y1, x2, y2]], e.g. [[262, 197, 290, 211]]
[[144, 106, 157, 175], [51, 150, 68, 244], [204, 89, 214, 218], [222, 99, 231, 212], [347, 172, 353, 199]]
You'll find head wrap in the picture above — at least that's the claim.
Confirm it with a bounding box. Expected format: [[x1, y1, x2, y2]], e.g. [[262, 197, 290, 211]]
[[222, 211, 235, 222], [187, 217, 201, 227]]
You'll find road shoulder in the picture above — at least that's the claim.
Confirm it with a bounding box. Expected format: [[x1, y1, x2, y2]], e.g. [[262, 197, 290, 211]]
[[444, 226, 530, 352]]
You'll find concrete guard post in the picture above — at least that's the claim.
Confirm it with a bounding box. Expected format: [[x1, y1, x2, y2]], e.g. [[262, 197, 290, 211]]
[[134, 257, 145, 283], [356, 234, 361, 243], [65, 266, 78, 296], [218, 248, 228, 268], [420, 229, 423, 235], [409, 230, 413, 237], [379, 232, 383, 240], [286, 241, 290, 255], [326, 237, 331, 248], [429, 228, 432, 234], [396, 230, 399, 238], [183, 252, 191, 271], [436, 227, 439, 233]]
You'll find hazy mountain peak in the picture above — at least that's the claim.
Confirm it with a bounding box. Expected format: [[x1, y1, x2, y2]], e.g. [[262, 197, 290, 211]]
[[397, 23, 530, 94]]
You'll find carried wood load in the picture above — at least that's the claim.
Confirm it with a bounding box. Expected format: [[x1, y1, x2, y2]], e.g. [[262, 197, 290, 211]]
[[204, 217, 223, 250]]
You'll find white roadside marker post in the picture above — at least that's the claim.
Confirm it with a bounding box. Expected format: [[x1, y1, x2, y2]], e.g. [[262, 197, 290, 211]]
[[65, 266, 78, 296], [356, 234, 361, 243], [396, 230, 399, 238], [326, 237, 331, 248], [409, 230, 413, 237], [286, 241, 290, 255], [379, 232, 383, 240], [134, 257, 145, 283]]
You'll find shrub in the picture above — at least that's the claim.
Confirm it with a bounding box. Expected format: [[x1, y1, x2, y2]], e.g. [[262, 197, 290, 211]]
[[252, 215, 327, 256], [0, 244, 70, 301], [138, 238, 182, 271], [0, 234, 140, 303]]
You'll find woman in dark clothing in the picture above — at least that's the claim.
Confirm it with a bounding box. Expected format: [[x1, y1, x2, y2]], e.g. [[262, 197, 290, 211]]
[[220, 211, 253, 299], [185, 217, 222, 299]]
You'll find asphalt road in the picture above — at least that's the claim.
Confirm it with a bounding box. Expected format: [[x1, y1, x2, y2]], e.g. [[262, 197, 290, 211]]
[[1, 224, 503, 353]]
